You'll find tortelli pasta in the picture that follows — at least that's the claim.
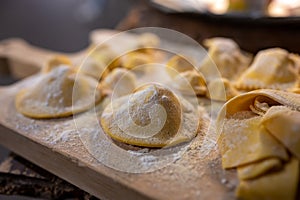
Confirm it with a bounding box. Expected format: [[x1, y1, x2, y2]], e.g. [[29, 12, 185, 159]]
[[235, 48, 300, 91], [100, 83, 201, 147], [99, 68, 137, 97], [16, 65, 102, 118], [172, 70, 207, 96], [166, 54, 195, 77], [199, 37, 252, 81]]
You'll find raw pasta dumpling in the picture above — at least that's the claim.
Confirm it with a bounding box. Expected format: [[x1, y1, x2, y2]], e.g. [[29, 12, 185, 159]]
[[16, 65, 102, 118], [172, 70, 206, 96], [236, 48, 300, 91], [101, 83, 201, 147], [206, 78, 239, 101], [42, 55, 72, 73], [199, 37, 252, 81], [99, 68, 137, 97], [166, 55, 195, 78]]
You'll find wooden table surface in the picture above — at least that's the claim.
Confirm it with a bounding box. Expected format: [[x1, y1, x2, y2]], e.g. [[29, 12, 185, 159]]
[[0, 29, 237, 200]]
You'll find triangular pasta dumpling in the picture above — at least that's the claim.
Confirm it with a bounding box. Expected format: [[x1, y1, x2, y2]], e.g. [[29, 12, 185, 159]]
[[236, 48, 300, 91], [101, 83, 201, 147]]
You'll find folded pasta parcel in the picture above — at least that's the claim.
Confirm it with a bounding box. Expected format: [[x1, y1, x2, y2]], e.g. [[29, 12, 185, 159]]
[[200, 37, 252, 81], [236, 48, 300, 91], [101, 83, 202, 147], [16, 62, 102, 118]]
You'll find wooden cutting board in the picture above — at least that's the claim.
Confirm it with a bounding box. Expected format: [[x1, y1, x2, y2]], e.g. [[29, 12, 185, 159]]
[[0, 29, 237, 200]]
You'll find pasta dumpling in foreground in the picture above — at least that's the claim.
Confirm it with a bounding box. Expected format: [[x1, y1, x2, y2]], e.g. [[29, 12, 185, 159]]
[[101, 83, 202, 147]]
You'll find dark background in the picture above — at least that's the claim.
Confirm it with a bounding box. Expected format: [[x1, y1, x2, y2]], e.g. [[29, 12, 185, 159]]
[[0, 0, 134, 52]]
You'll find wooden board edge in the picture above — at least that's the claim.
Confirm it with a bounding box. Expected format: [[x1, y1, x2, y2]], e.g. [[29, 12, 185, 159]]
[[0, 124, 153, 200]]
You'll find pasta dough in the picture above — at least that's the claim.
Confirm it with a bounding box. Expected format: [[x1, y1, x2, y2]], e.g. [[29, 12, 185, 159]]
[[237, 158, 282, 180], [218, 115, 288, 169], [291, 87, 300, 94], [236, 48, 300, 91], [236, 158, 299, 200], [101, 83, 200, 147], [262, 106, 300, 159], [89, 32, 161, 71], [172, 70, 206, 96], [217, 89, 300, 200], [206, 78, 239, 101], [78, 33, 161, 80], [166, 55, 195, 78], [42, 55, 72, 73], [99, 68, 137, 97], [199, 37, 252, 81], [120, 51, 154, 74], [78, 56, 108, 80], [78, 45, 119, 79], [16, 65, 102, 118], [219, 89, 300, 117]]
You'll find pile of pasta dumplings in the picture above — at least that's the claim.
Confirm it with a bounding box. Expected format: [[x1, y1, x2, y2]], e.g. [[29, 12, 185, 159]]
[[15, 33, 300, 200]]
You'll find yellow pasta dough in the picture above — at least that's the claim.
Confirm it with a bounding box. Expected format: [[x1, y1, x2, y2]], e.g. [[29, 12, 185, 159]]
[[219, 89, 300, 117], [218, 90, 300, 161], [120, 51, 154, 74], [86, 32, 160, 79], [89, 32, 161, 71], [99, 68, 137, 97], [236, 48, 300, 91], [78, 56, 108, 80], [218, 115, 288, 169], [101, 83, 200, 147], [76, 43, 125, 80], [172, 70, 206, 96], [137, 33, 160, 48], [262, 106, 300, 159], [42, 55, 72, 73], [236, 158, 299, 200], [206, 78, 239, 101], [237, 158, 282, 180], [199, 37, 252, 81], [16, 65, 102, 118], [217, 89, 300, 200], [166, 55, 195, 78], [291, 87, 300, 94]]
